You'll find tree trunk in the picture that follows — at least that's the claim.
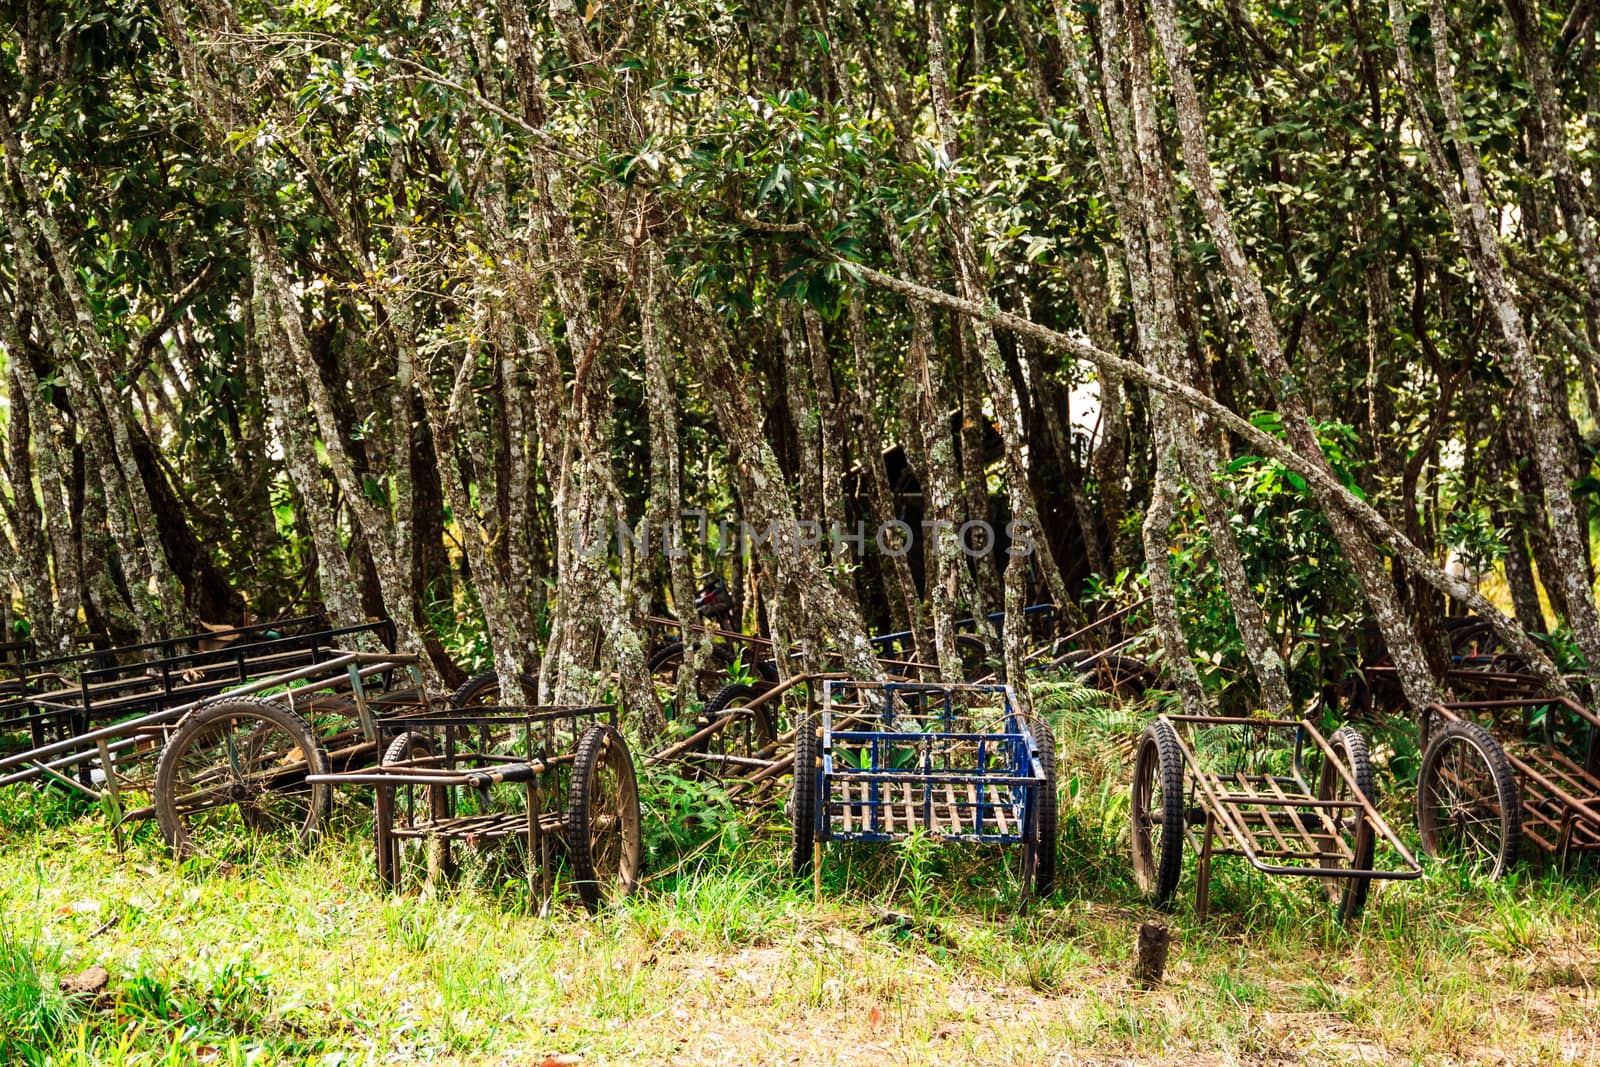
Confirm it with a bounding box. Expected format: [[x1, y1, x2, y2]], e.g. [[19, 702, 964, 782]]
[[848, 294, 926, 643], [845, 264, 1576, 701], [1148, 0, 1440, 710], [1388, 0, 1600, 697], [251, 259, 368, 630]]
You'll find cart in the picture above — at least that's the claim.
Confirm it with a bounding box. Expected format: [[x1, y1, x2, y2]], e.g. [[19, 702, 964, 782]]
[[1416, 697, 1600, 877], [647, 672, 838, 804], [0, 619, 426, 858], [0, 617, 398, 766], [307, 704, 642, 912], [790, 680, 1057, 900], [1131, 714, 1421, 922]]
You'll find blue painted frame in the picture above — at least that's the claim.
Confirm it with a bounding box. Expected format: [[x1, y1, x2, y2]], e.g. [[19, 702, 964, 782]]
[[811, 680, 1046, 846]]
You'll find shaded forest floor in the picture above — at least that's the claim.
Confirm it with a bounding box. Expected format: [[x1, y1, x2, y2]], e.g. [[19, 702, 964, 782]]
[[3, 692, 1599, 1066]]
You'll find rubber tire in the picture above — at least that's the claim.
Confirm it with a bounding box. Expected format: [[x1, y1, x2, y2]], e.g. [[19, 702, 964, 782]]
[[383, 730, 433, 766], [1131, 720, 1185, 906], [646, 641, 686, 673], [1078, 654, 1155, 697], [154, 696, 330, 860], [791, 713, 821, 879], [1417, 720, 1522, 879], [1317, 725, 1376, 924], [648, 641, 737, 672], [450, 670, 501, 708], [691, 682, 774, 772], [1024, 715, 1059, 899], [380, 731, 450, 881], [567, 724, 642, 913], [702, 682, 765, 720]]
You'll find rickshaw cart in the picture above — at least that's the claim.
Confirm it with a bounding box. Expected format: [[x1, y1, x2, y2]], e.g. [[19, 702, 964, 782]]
[[791, 680, 1058, 901], [1416, 697, 1600, 877], [1132, 714, 1421, 923], [308, 704, 642, 912]]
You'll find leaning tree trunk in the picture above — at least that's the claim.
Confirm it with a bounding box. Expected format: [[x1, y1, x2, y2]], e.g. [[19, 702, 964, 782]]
[[929, 7, 1081, 701], [0, 373, 57, 650], [642, 246, 707, 733], [1503, 0, 1600, 362], [251, 260, 368, 630], [415, 338, 534, 706], [845, 264, 1577, 702], [1147, 0, 1441, 710], [1144, 435, 1210, 715], [681, 298, 884, 683], [1388, 0, 1600, 698], [848, 293, 927, 644], [2, 336, 80, 652], [0, 140, 173, 643], [884, 226, 969, 682], [1054, 0, 1290, 711]]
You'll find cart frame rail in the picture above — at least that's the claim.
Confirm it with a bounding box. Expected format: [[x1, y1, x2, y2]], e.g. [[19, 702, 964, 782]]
[[309, 703, 639, 911], [1143, 714, 1421, 919]]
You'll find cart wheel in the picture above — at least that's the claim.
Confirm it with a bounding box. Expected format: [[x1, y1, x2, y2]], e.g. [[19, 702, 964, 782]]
[[791, 713, 821, 878], [567, 724, 642, 912], [381, 731, 451, 887], [690, 683, 776, 781], [1023, 715, 1059, 899], [1417, 720, 1521, 878], [1131, 720, 1185, 906], [1315, 725, 1376, 923], [154, 696, 330, 860], [648, 641, 738, 706], [1078, 655, 1156, 698], [450, 670, 501, 708]]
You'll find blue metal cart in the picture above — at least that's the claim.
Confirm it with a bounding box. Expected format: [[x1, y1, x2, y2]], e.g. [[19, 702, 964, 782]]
[[791, 680, 1057, 900]]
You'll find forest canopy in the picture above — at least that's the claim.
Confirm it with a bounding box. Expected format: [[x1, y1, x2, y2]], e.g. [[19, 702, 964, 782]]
[[3, 0, 1600, 727]]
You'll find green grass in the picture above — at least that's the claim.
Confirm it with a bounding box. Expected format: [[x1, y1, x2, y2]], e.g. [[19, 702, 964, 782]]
[[2, 686, 1598, 1064]]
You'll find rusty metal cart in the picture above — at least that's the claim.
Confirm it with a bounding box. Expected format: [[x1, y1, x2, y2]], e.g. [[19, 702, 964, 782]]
[[0, 619, 426, 857], [647, 672, 839, 805], [1416, 697, 1600, 877], [791, 680, 1057, 901], [1131, 714, 1421, 922], [308, 704, 641, 912], [1, 616, 351, 757]]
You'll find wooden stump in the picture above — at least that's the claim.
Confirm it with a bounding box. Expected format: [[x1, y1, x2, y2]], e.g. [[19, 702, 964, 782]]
[[1133, 922, 1171, 988]]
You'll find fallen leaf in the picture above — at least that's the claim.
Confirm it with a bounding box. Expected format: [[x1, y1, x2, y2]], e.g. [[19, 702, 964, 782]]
[[866, 1004, 884, 1029]]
